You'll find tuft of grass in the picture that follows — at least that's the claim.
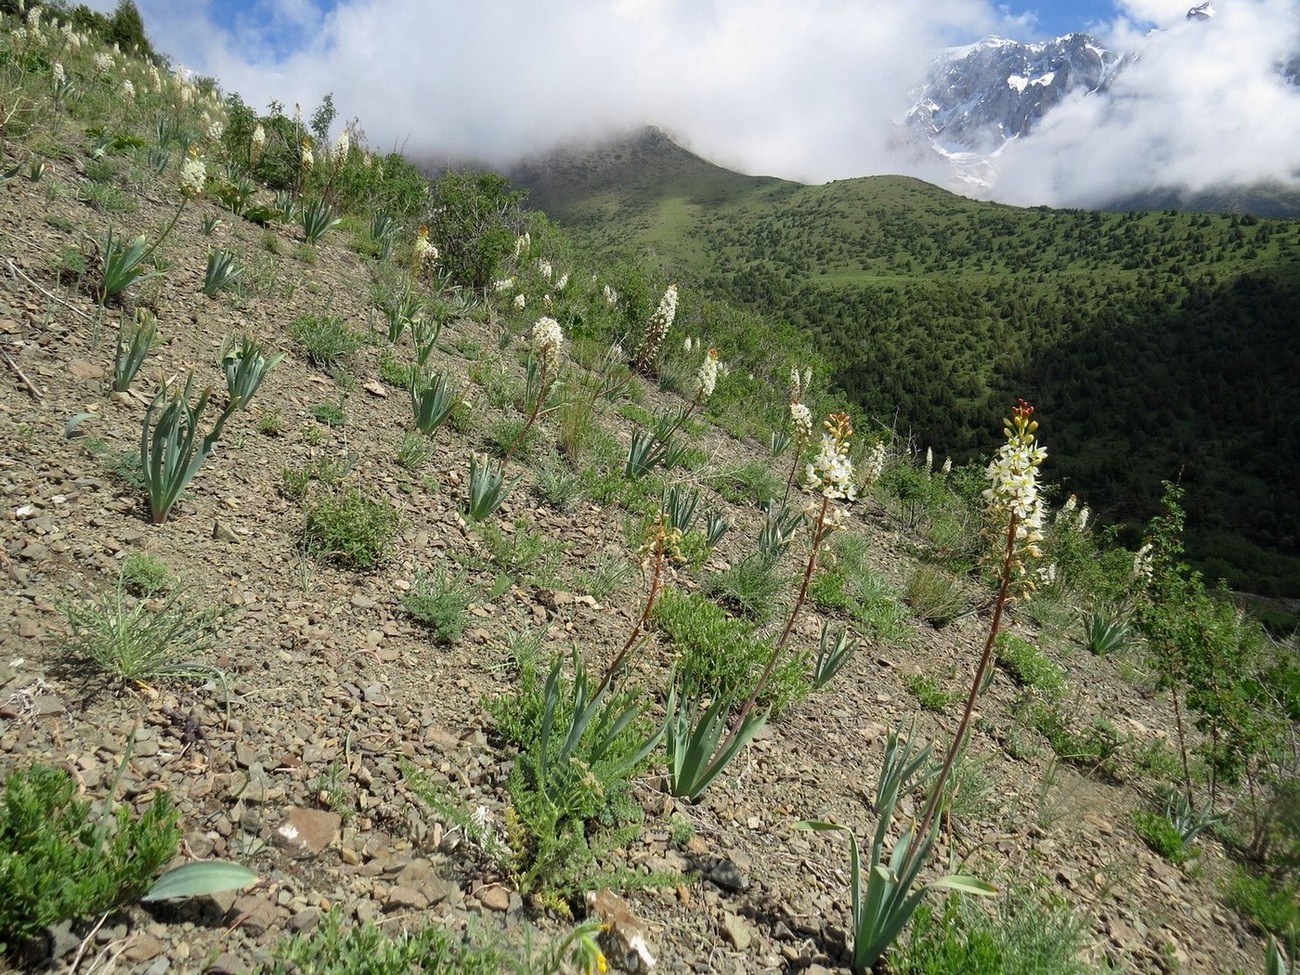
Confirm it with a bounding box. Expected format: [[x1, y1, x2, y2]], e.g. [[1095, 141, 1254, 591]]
[[709, 461, 782, 507], [904, 563, 969, 627], [303, 487, 399, 570], [403, 565, 475, 644], [396, 432, 435, 471], [62, 578, 225, 684], [291, 313, 365, 370], [893, 887, 1098, 975], [705, 553, 784, 623]]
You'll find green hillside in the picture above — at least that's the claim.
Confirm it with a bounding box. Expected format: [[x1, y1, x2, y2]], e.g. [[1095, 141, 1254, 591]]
[[511, 131, 1300, 598]]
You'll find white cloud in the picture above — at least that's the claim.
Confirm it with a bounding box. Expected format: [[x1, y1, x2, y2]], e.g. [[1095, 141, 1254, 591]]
[[986, 0, 1300, 206], [128, 0, 1014, 182], [118, 0, 1300, 206]]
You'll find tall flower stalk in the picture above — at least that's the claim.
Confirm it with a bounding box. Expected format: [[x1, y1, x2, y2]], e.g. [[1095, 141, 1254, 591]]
[[737, 411, 856, 726], [903, 398, 1046, 876], [631, 284, 678, 374], [595, 515, 681, 698], [657, 346, 718, 444], [502, 316, 563, 469]]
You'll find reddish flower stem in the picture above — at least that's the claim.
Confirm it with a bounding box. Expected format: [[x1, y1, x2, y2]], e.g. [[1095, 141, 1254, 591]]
[[595, 536, 666, 698]]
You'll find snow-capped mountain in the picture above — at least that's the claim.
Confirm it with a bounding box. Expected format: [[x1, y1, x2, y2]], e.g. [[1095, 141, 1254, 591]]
[[906, 33, 1122, 156]]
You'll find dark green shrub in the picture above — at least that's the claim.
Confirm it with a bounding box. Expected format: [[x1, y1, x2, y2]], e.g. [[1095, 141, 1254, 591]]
[[303, 488, 399, 570], [0, 764, 179, 957]]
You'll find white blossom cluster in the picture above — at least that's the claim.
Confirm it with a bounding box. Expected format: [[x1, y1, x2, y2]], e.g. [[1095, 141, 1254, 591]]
[[121, 78, 134, 101], [789, 366, 812, 402], [531, 316, 564, 368], [863, 438, 887, 486], [413, 227, 438, 272], [805, 415, 857, 501], [696, 348, 719, 400], [94, 51, 114, 72], [336, 128, 350, 159], [983, 405, 1048, 568], [554, 273, 568, 292], [603, 284, 618, 306], [513, 293, 526, 311], [538, 259, 553, 281], [251, 124, 266, 160], [179, 154, 206, 197], [514, 232, 531, 258], [300, 137, 314, 172], [789, 401, 813, 441]]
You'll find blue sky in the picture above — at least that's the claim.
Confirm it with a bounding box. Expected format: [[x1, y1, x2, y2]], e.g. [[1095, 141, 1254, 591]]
[[1005, 0, 1130, 36]]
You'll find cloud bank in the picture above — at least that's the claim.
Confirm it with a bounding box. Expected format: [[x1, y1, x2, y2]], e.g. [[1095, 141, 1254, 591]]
[[111, 0, 1300, 206]]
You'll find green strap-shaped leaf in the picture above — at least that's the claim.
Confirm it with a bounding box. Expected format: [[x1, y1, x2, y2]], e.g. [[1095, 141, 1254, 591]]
[[141, 860, 257, 902]]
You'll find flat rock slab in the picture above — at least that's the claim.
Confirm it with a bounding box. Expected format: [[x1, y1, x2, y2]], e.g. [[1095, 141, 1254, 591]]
[[273, 806, 342, 857]]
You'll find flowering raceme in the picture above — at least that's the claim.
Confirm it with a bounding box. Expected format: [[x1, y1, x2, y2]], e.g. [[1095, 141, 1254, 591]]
[[532, 316, 564, 368], [806, 412, 856, 501], [413, 225, 437, 274], [632, 284, 678, 371], [789, 401, 812, 441], [179, 152, 206, 197], [983, 399, 1047, 591], [696, 347, 719, 400]]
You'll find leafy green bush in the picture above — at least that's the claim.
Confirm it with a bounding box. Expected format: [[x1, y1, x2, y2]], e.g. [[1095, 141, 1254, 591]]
[[653, 589, 807, 714], [1224, 868, 1300, 941], [0, 764, 179, 958], [120, 552, 172, 595], [709, 461, 782, 507], [995, 634, 1066, 699], [893, 889, 1097, 975], [303, 487, 399, 570], [1132, 809, 1196, 864]]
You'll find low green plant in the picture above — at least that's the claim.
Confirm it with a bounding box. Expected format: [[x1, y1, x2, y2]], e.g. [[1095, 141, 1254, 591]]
[[1082, 609, 1130, 656], [797, 727, 996, 973], [112, 308, 156, 392], [995, 633, 1067, 699], [62, 576, 226, 684], [1225, 868, 1300, 941], [534, 456, 584, 511], [811, 623, 858, 690], [573, 551, 631, 602], [905, 563, 969, 627], [711, 460, 782, 507], [494, 651, 662, 906], [665, 668, 769, 801], [313, 400, 346, 428], [624, 427, 669, 481], [97, 227, 158, 302], [757, 500, 803, 560], [202, 249, 243, 297], [905, 673, 953, 712], [303, 487, 399, 570], [892, 887, 1097, 975], [301, 197, 340, 243], [705, 552, 784, 622], [291, 313, 364, 369], [257, 906, 606, 975], [139, 376, 238, 525], [396, 431, 435, 471], [468, 453, 518, 522], [1027, 704, 1125, 770], [120, 552, 172, 595], [0, 764, 180, 959], [403, 565, 475, 644], [1132, 809, 1196, 864], [653, 588, 807, 714]]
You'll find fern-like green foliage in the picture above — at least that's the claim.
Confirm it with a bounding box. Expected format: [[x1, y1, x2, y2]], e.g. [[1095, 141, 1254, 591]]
[[0, 764, 179, 957]]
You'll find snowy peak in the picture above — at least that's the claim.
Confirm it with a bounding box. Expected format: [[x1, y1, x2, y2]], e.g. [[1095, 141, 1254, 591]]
[[906, 33, 1122, 154], [1186, 2, 1215, 21]]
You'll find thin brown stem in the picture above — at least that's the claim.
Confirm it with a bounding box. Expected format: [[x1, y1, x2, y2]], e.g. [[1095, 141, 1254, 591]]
[[502, 357, 550, 471], [904, 510, 1019, 880], [595, 541, 665, 698], [781, 439, 802, 506], [733, 494, 829, 729], [1172, 686, 1194, 805]]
